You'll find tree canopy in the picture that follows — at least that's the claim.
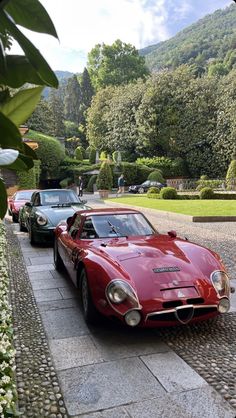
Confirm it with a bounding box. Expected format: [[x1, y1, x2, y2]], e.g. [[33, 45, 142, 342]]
[[87, 39, 149, 90]]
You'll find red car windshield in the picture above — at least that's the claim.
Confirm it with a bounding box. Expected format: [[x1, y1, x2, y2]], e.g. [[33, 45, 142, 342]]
[[82, 213, 156, 239], [15, 191, 34, 201]]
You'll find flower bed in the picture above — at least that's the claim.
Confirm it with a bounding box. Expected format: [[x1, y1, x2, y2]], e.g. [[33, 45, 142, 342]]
[[0, 222, 18, 417]]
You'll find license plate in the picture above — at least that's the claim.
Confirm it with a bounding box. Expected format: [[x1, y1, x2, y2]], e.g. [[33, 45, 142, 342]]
[[162, 287, 198, 300]]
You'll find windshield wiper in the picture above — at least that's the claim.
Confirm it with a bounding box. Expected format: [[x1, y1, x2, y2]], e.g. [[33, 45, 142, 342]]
[[107, 220, 120, 236]]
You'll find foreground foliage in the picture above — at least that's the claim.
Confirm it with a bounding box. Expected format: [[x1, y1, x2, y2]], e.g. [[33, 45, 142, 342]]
[[0, 0, 58, 219]]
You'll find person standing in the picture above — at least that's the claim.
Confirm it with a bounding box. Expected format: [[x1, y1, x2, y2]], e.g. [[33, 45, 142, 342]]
[[78, 176, 84, 197], [117, 174, 125, 196]]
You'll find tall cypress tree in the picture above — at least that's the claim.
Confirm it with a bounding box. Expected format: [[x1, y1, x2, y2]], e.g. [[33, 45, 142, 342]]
[[48, 90, 65, 137], [64, 75, 82, 124]]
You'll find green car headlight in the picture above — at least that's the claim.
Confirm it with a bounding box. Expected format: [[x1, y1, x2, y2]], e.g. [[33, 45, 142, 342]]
[[36, 212, 47, 226]]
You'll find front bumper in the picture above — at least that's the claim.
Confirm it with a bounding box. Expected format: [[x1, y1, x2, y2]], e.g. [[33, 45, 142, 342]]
[[32, 225, 55, 243]]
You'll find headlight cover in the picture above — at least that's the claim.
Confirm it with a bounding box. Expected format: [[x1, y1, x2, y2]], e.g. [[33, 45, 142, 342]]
[[106, 279, 141, 316], [36, 212, 48, 226], [211, 270, 230, 297]]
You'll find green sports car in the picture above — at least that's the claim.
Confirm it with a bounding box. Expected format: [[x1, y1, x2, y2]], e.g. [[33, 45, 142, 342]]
[[19, 189, 89, 244]]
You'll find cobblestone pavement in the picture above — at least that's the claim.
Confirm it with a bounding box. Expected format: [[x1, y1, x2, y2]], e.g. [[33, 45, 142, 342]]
[[6, 223, 69, 418], [5, 199, 236, 417]]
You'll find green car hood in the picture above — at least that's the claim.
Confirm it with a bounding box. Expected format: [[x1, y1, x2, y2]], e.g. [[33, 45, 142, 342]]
[[37, 204, 88, 227]]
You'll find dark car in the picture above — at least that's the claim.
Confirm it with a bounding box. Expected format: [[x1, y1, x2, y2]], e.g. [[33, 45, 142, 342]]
[[8, 189, 38, 222], [20, 189, 89, 244], [54, 208, 233, 327], [128, 180, 165, 194]]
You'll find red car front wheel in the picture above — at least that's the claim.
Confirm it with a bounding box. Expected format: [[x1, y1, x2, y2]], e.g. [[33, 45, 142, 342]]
[[80, 268, 97, 324]]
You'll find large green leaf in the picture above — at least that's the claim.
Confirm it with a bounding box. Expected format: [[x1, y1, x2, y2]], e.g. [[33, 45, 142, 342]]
[[5, 0, 58, 38], [0, 178, 7, 220], [0, 38, 6, 74], [0, 55, 47, 87], [1, 152, 34, 171], [0, 86, 43, 126], [0, 111, 23, 150], [23, 142, 37, 159], [0, 10, 58, 87]]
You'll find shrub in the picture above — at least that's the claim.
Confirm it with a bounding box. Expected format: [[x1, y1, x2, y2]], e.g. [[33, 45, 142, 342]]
[[89, 147, 96, 164], [200, 175, 209, 180], [86, 175, 97, 192], [136, 157, 188, 177], [226, 157, 236, 191], [59, 177, 73, 188], [26, 130, 65, 180], [199, 187, 215, 199], [160, 187, 178, 200], [96, 162, 113, 190], [100, 151, 107, 160], [75, 146, 83, 161], [196, 179, 224, 191], [17, 160, 41, 189], [147, 187, 160, 196], [147, 193, 160, 199], [148, 170, 165, 184]]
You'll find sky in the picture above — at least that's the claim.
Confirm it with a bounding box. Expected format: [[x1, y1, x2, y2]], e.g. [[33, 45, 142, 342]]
[[11, 0, 232, 73]]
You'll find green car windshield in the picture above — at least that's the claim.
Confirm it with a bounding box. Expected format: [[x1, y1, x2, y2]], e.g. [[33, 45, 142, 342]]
[[40, 190, 80, 206]]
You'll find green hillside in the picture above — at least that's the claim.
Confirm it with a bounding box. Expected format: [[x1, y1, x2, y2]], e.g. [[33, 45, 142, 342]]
[[142, 4, 236, 73]]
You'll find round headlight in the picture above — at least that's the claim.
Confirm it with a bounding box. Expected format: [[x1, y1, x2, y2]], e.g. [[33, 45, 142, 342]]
[[36, 213, 47, 226], [211, 271, 230, 296], [218, 298, 230, 313], [125, 310, 141, 327], [107, 281, 127, 304]]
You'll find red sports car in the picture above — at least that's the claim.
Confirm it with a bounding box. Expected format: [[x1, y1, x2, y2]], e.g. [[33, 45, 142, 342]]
[[8, 189, 38, 222], [54, 208, 233, 327]]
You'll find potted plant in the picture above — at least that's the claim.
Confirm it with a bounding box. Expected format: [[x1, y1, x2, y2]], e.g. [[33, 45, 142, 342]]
[[96, 161, 113, 198]]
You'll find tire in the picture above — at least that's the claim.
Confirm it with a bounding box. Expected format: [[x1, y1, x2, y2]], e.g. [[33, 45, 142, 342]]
[[54, 240, 64, 271], [29, 224, 36, 245], [138, 187, 144, 194], [12, 213, 18, 223], [80, 268, 97, 324]]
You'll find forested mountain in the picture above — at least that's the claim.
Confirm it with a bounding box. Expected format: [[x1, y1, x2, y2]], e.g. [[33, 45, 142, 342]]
[[140, 4, 236, 73], [43, 70, 74, 98]]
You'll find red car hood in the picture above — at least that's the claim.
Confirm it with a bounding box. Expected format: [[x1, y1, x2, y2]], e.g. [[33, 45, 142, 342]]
[[11, 200, 29, 212], [94, 235, 222, 301]]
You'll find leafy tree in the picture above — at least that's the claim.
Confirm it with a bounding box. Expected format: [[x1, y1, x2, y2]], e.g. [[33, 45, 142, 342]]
[[64, 120, 79, 138], [89, 147, 96, 164], [80, 67, 94, 113], [87, 39, 149, 90], [64, 75, 82, 124], [0, 0, 58, 219], [208, 63, 229, 77], [27, 98, 53, 135], [48, 90, 65, 137]]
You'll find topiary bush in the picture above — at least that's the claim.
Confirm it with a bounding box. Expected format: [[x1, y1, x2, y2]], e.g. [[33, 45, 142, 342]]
[[89, 147, 96, 164], [17, 160, 41, 189], [75, 146, 83, 161], [148, 170, 165, 184], [199, 187, 215, 199], [86, 174, 97, 192], [160, 187, 178, 200], [26, 130, 65, 180], [226, 156, 236, 191], [147, 187, 160, 196], [96, 162, 113, 190]]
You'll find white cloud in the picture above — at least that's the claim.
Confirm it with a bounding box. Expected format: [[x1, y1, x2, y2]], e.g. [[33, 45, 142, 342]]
[[10, 0, 231, 72]]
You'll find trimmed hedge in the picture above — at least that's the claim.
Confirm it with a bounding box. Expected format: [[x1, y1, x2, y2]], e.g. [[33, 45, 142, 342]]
[[96, 162, 113, 190], [147, 170, 165, 184], [86, 175, 97, 192], [17, 160, 41, 189], [160, 187, 178, 199], [199, 187, 215, 199], [136, 156, 188, 177]]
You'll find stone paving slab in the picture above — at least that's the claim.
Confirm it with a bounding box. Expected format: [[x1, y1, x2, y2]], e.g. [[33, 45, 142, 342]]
[[38, 298, 80, 312], [34, 288, 63, 302], [28, 270, 55, 280], [75, 405, 131, 418], [27, 263, 55, 272], [40, 307, 89, 339], [49, 335, 104, 370], [90, 328, 170, 361], [170, 386, 236, 418], [24, 255, 54, 266], [58, 357, 166, 416], [141, 351, 207, 392], [31, 277, 68, 290], [58, 286, 79, 299]]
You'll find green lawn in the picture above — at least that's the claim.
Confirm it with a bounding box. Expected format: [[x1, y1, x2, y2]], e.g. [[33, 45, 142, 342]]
[[108, 196, 236, 216]]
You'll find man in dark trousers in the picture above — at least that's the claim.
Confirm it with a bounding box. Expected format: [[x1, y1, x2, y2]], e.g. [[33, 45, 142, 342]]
[[117, 174, 125, 196]]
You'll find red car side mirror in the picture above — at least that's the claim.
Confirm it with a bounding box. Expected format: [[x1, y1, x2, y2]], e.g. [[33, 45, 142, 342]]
[[168, 230, 177, 238]]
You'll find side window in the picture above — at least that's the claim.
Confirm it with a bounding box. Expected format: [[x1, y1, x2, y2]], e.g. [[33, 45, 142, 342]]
[[68, 215, 82, 239], [80, 217, 97, 239], [32, 193, 40, 206]]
